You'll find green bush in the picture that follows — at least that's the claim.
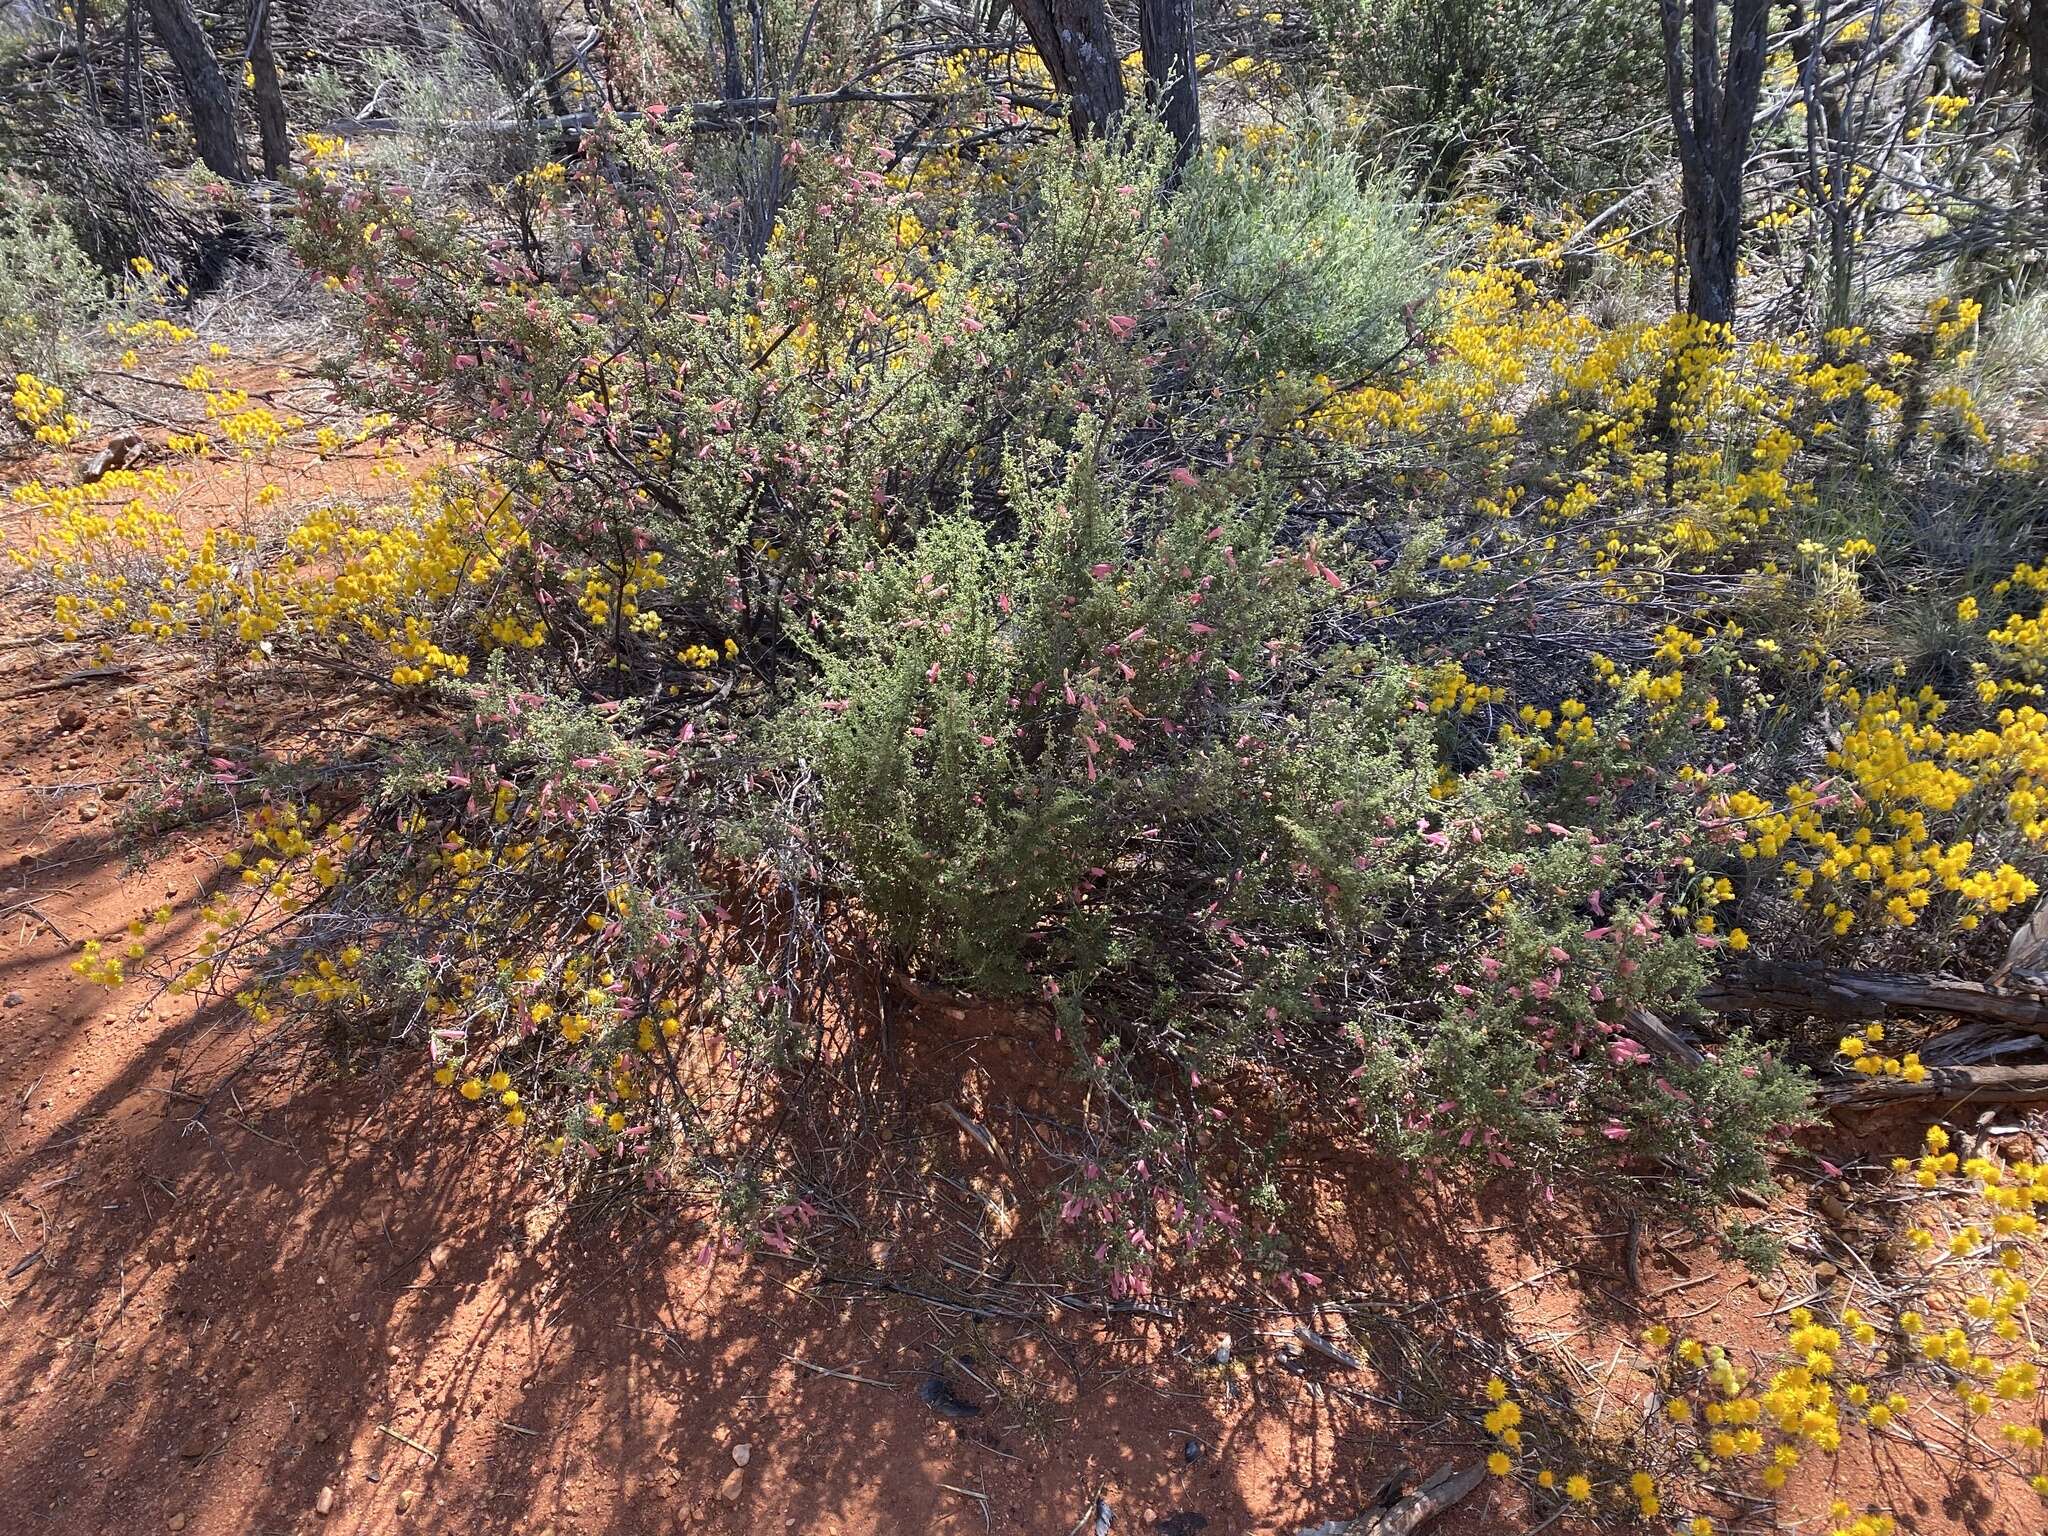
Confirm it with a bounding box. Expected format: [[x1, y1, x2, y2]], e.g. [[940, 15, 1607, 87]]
[[1317, 0, 1666, 197], [0, 173, 108, 389], [1168, 120, 1432, 383], [798, 429, 1805, 1281], [34, 119, 1807, 1287]]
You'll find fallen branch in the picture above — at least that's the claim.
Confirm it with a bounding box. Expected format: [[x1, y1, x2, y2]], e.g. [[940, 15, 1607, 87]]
[[1298, 1460, 1486, 1536], [783, 1353, 893, 1388], [1703, 963, 2048, 1034], [1821, 1063, 2048, 1109], [3, 666, 137, 701]]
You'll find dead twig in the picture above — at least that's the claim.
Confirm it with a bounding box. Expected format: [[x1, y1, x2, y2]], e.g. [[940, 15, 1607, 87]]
[[1294, 1322, 1365, 1371], [783, 1353, 893, 1388], [375, 1424, 439, 1460]]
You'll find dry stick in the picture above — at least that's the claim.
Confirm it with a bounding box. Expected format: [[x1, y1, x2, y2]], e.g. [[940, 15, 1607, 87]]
[[1649, 1270, 1719, 1298], [2, 902, 70, 942], [1294, 1322, 1366, 1371], [1, 666, 138, 700], [375, 1424, 439, 1460], [783, 1353, 893, 1388], [940, 1100, 1007, 1164], [1587, 1343, 1626, 1434], [938, 1483, 992, 1532]]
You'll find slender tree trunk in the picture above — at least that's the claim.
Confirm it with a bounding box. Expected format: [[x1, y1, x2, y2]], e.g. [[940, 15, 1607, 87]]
[[711, 0, 746, 102], [124, 0, 143, 123], [1788, 2, 1855, 327], [1138, 0, 1200, 178], [141, 0, 249, 181], [517, 0, 570, 117], [77, 0, 102, 118], [2030, 0, 2048, 179], [1013, 0, 1127, 143], [247, 0, 290, 178], [1658, 0, 1770, 325]]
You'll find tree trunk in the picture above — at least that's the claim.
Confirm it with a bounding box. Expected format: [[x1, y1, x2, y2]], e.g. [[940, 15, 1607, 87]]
[[711, 0, 747, 102], [2030, 0, 2048, 179], [1138, 0, 1200, 178], [1658, 0, 1771, 325], [124, 0, 143, 124], [1787, 2, 1855, 328], [141, 0, 248, 181], [247, 0, 290, 178], [77, 0, 102, 118], [1013, 0, 1127, 143]]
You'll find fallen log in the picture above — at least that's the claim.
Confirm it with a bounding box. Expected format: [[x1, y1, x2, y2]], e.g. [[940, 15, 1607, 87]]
[[1821, 1063, 2048, 1108], [1702, 962, 2048, 1035]]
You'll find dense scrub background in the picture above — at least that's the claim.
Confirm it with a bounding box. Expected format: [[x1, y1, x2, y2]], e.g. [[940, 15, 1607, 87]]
[[8, 3, 2048, 1527]]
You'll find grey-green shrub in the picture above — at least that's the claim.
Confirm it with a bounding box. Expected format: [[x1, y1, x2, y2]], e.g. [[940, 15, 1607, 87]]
[[0, 174, 108, 388], [1168, 122, 1432, 384]]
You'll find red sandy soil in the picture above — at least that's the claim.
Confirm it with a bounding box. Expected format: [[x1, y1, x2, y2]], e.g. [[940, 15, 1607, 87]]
[[0, 374, 2038, 1536]]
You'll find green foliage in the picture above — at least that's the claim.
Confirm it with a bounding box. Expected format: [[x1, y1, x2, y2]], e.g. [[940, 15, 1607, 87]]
[[1168, 121, 1432, 382], [0, 173, 108, 387], [1318, 0, 1665, 196], [797, 440, 1330, 991], [87, 113, 1817, 1285], [798, 424, 1801, 1259]]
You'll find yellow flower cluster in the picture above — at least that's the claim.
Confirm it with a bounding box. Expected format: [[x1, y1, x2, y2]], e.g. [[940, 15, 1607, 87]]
[[1716, 663, 2047, 935], [1834, 1023, 1927, 1082], [1423, 659, 1506, 716], [11, 372, 89, 446], [1613, 1122, 2048, 1525], [11, 456, 538, 690], [1478, 1370, 1666, 1517]]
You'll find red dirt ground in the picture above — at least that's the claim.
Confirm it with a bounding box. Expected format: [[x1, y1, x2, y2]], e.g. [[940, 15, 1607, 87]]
[[1, 372, 2040, 1536]]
